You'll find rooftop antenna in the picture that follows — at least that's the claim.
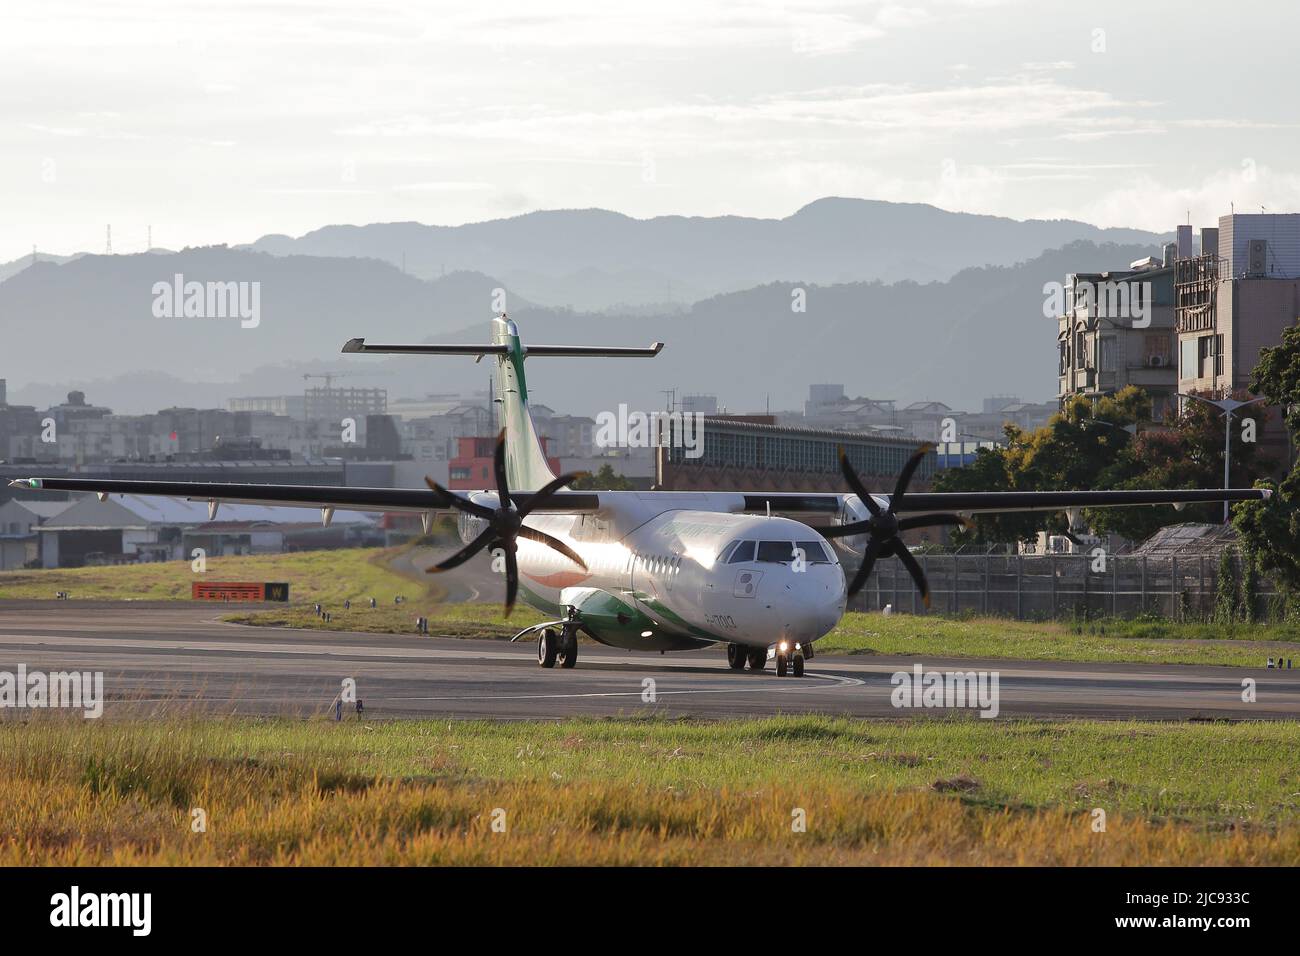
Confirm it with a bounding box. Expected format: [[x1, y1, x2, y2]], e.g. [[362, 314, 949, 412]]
[[661, 388, 676, 412]]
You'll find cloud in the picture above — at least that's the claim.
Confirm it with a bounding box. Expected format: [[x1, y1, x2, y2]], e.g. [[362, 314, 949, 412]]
[[1051, 164, 1300, 231]]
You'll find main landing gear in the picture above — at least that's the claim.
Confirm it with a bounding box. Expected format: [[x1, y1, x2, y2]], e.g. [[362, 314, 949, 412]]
[[726, 642, 805, 676], [538, 624, 579, 669]]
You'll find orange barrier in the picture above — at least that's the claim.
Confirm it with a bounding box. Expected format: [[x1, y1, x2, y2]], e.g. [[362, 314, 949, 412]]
[[191, 582, 290, 602]]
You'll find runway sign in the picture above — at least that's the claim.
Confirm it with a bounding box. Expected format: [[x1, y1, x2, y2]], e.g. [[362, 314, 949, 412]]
[[192, 582, 290, 602]]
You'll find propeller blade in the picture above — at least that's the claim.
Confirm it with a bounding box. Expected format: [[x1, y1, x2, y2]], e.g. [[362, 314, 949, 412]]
[[516, 471, 587, 517], [838, 447, 882, 517], [846, 536, 884, 597], [820, 519, 874, 540], [890, 443, 934, 510], [424, 476, 495, 518], [896, 513, 970, 533], [493, 428, 511, 504], [425, 528, 495, 573], [503, 545, 518, 618], [518, 525, 588, 570], [891, 540, 931, 609]]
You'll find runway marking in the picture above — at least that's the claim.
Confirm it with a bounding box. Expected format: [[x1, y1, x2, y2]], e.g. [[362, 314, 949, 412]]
[[383, 670, 864, 702]]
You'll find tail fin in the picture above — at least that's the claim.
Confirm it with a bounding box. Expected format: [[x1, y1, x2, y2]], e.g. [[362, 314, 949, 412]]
[[341, 317, 663, 492], [491, 315, 556, 491]]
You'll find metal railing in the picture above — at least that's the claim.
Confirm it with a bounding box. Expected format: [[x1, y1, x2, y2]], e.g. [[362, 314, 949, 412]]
[[848, 552, 1285, 621]]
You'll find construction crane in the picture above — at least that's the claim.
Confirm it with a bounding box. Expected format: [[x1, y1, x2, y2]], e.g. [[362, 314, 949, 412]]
[[302, 370, 388, 389]]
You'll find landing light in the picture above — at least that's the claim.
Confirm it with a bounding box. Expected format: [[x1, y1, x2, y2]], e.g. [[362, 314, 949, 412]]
[[640, 630, 653, 638], [779, 641, 789, 653]]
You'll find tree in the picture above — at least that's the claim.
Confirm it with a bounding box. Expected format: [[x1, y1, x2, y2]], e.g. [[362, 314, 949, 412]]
[[570, 463, 633, 491], [939, 384, 1272, 547], [1234, 322, 1300, 593], [1213, 548, 1238, 625], [939, 387, 1149, 546], [1089, 390, 1270, 542]]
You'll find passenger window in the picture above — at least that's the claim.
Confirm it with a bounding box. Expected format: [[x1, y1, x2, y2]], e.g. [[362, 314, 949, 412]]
[[728, 540, 755, 563]]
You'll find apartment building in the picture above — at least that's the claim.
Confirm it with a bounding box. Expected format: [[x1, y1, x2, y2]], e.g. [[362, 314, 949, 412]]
[[1057, 254, 1178, 419], [1175, 213, 1300, 469]]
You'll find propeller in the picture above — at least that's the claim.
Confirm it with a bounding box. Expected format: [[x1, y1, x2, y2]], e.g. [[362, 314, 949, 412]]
[[820, 443, 969, 608], [423, 428, 587, 617]]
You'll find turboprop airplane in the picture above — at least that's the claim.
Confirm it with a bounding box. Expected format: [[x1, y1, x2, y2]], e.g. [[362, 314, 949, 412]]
[[9, 316, 1271, 676]]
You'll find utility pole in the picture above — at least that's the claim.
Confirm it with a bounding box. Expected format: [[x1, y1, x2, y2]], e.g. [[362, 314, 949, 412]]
[[1178, 392, 1266, 522]]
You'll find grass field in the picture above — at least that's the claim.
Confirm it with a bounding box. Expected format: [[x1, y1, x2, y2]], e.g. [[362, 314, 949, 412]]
[[4, 547, 1299, 665], [0, 546, 427, 605], [2, 715, 1296, 865], [817, 612, 1300, 668]]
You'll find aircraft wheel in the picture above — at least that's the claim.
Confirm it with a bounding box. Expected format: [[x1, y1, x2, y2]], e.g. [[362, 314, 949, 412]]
[[746, 648, 766, 671], [792, 654, 805, 677], [727, 644, 747, 670], [557, 628, 578, 669], [537, 628, 559, 668], [776, 654, 789, 677]]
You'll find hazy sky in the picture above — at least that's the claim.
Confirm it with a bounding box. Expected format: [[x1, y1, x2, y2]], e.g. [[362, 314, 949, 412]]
[[4, 0, 1299, 262]]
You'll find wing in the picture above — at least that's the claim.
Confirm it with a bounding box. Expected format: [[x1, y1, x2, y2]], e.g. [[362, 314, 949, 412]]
[[7, 477, 600, 516], [742, 488, 1270, 517]]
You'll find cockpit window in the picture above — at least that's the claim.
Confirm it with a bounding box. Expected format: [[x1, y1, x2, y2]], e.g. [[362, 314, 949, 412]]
[[795, 540, 832, 564], [718, 539, 740, 562], [728, 540, 755, 563], [756, 541, 795, 563], [756, 540, 832, 564]]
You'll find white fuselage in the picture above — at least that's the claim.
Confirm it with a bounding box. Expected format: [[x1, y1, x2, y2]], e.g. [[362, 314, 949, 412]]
[[458, 491, 848, 652]]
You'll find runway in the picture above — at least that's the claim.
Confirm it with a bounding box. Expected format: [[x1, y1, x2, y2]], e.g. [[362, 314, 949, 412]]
[[0, 603, 1296, 720]]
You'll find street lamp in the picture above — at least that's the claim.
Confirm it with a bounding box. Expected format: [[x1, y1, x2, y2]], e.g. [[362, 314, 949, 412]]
[[1177, 392, 1267, 522]]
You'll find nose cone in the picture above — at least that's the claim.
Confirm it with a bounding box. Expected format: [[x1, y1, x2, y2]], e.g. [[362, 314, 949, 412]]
[[775, 566, 846, 643]]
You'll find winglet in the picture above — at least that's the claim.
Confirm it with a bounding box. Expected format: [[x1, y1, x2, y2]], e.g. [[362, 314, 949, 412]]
[[341, 338, 365, 353], [8, 478, 39, 489]]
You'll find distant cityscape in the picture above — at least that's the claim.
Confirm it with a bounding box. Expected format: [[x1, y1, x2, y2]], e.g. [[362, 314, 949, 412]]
[[5, 209, 1300, 570]]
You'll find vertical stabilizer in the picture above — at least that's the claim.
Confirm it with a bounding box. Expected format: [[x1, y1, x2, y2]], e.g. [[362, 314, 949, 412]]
[[492, 315, 557, 491]]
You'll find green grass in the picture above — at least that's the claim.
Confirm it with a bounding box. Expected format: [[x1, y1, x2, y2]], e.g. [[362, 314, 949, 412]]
[[0, 546, 422, 605], [818, 612, 1300, 667], [2, 715, 1296, 865]]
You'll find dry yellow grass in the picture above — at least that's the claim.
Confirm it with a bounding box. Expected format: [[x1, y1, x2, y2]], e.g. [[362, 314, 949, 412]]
[[1, 715, 1295, 865]]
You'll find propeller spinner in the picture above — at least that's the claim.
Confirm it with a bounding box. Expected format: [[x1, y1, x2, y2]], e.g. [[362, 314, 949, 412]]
[[821, 443, 969, 608], [423, 429, 588, 617]]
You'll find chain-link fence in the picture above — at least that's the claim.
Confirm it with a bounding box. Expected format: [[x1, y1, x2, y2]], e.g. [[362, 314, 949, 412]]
[[848, 552, 1284, 620]]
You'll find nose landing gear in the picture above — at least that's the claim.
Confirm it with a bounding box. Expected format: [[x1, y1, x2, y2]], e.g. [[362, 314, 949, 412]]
[[726, 643, 805, 675], [773, 641, 806, 678]]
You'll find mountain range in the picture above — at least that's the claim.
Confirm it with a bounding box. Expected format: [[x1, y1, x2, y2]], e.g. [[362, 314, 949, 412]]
[[0, 216, 1162, 417]]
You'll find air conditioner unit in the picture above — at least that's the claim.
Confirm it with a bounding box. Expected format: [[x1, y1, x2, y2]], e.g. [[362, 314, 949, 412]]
[[1148, 354, 1167, 368]]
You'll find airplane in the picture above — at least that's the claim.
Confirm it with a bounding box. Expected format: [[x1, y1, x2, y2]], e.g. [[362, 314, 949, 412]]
[[9, 315, 1271, 677]]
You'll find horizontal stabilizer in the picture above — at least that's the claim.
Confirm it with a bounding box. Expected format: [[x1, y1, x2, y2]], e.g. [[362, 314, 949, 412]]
[[524, 343, 664, 357], [341, 339, 509, 355], [341, 338, 663, 357]]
